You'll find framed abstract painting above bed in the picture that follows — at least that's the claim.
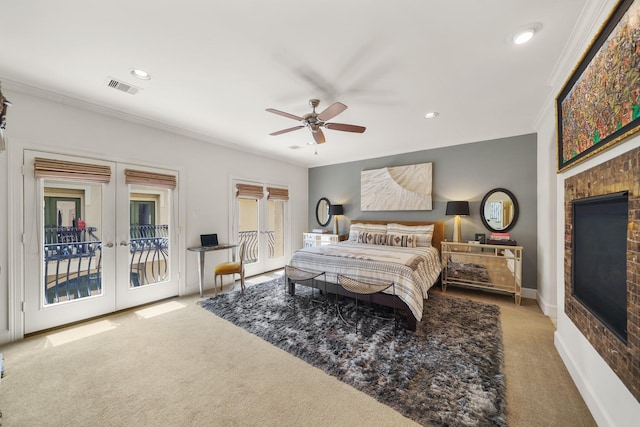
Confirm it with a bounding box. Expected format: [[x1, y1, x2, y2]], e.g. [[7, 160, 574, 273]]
[[287, 220, 444, 331], [556, 0, 640, 172]]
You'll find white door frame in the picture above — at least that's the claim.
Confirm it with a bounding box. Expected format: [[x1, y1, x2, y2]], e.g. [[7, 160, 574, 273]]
[[229, 178, 290, 277], [18, 149, 185, 336]]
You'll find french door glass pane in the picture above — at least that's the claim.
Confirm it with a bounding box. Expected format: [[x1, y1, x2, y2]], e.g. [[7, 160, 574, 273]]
[[268, 199, 285, 259], [128, 186, 170, 287], [238, 198, 259, 265], [43, 180, 103, 305]]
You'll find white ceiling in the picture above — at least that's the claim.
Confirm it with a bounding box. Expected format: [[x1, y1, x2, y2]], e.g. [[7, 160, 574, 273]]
[[1, 0, 591, 167]]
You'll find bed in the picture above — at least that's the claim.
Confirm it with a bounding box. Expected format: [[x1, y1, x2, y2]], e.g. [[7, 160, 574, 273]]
[[288, 221, 444, 331]]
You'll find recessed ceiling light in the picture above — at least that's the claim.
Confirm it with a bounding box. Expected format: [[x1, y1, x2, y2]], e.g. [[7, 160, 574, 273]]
[[424, 112, 439, 119], [131, 69, 151, 80], [511, 23, 542, 45]]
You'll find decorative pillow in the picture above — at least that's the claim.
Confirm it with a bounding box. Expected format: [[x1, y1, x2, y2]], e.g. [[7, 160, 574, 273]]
[[356, 232, 387, 245], [386, 223, 434, 247], [348, 223, 387, 241], [387, 234, 416, 247]]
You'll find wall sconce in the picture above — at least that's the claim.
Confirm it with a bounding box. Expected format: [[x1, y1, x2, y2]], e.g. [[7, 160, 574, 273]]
[[329, 204, 344, 235], [446, 201, 470, 242]]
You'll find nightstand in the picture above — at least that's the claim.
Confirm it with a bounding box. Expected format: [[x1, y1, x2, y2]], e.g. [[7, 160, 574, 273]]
[[441, 241, 523, 304]]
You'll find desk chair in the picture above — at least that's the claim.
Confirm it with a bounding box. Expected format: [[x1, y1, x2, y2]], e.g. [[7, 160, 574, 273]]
[[214, 242, 246, 294]]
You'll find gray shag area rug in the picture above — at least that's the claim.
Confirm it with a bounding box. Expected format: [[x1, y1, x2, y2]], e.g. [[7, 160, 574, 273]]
[[200, 278, 506, 427]]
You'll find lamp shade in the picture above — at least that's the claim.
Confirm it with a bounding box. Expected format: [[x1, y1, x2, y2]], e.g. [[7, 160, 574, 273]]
[[446, 201, 470, 216], [328, 204, 344, 215]]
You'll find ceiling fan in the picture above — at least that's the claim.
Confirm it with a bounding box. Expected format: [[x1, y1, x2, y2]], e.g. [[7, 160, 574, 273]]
[[266, 99, 366, 144]]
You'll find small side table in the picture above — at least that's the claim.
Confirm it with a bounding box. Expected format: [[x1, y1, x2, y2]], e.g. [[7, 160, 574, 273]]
[[188, 244, 238, 297]]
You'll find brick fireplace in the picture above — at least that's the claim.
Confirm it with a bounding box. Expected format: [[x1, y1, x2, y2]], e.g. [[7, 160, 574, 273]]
[[564, 146, 640, 401]]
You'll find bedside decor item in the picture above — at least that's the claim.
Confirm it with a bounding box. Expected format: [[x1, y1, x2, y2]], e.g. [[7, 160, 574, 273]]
[[315, 197, 331, 227], [475, 233, 486, 244], [480, 188, 519, 233], [446, 201, 470, 242], [328, 203, 344, 234], [361, 162, 432, 211], [556, 0, 640, 172]]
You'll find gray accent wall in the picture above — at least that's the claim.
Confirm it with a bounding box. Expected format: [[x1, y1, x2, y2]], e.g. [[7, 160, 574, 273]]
[[308, 133, 538, 290]]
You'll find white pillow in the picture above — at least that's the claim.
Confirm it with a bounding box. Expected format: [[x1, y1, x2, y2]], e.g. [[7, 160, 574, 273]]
[[386, 223, 434, 247]]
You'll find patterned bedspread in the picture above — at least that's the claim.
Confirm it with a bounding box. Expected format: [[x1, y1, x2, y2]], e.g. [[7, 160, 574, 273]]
[[289, 241, 442, 321]]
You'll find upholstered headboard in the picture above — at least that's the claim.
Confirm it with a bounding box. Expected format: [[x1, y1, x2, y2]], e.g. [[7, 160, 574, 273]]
[[350, 220, 445, 253]]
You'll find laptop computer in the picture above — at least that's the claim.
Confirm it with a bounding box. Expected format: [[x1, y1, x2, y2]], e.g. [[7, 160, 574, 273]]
[[200, 233, 219, 247]]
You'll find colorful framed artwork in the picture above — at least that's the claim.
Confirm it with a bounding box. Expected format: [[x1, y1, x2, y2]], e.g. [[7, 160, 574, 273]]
[[556, 0, 640, 172]]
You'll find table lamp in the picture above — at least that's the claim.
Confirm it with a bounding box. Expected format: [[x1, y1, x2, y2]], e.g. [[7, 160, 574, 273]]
[[329, 204, 344, 235], [446, 201, 470, 242]]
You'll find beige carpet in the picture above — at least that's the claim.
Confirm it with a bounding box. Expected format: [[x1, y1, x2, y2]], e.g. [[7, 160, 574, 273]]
[[0, 274, 596, 426]]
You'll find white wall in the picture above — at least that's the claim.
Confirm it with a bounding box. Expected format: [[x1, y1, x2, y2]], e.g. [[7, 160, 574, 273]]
[[535, 106, 557, 316], [536, 0, 640, 424], [0, 87, 308, 343]]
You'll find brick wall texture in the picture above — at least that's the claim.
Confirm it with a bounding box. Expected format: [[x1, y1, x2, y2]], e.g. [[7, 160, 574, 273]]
[[564, 146, 640, 401]]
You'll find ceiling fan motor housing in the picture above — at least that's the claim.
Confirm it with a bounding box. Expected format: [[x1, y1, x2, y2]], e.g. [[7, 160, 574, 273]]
[[266, 98, 366, 144]]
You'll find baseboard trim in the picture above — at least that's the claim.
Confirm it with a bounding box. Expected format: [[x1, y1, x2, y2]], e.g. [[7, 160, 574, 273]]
[[554, 331, 610, 426], [536, 291, 557, 318], [521, 287, 537, 300]]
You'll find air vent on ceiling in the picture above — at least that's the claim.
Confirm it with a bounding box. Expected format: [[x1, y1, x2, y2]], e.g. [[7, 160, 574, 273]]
[[289, 145, 302, 150], [106, 77, 141, 95]]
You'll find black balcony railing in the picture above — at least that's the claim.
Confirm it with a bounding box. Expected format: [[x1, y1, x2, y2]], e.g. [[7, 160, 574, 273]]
[[238, 230, 275, 263], [129, 225, 169, 287], [44, 227, 102, 304], [43, 225, 277, 304], [43, 224, 170, 304]]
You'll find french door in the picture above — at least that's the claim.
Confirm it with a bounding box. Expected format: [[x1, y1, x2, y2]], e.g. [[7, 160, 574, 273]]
[[23, 151, 179, 333], [233, 182, 288, 277]]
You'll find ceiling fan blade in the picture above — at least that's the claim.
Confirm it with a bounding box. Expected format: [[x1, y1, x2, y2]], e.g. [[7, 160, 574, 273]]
[[265, 108, 304, 121], [312, 128, 326, 144], [317, 102, 347, 121], [270, 125, 305, 136], [325, 122, 366, 133]]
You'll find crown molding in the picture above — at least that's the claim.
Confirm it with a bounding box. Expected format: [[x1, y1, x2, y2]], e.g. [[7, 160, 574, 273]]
[[533, 0, 617, 130], [0, 78, 308, 169]]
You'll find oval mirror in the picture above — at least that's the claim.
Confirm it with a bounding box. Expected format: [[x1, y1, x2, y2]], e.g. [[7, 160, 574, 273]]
[[315, 197, 331, 227], [480, 188, 519, 233]]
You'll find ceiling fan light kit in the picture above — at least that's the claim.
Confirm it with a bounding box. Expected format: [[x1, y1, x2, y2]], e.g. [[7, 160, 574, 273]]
[[266, 99, 366, 144]]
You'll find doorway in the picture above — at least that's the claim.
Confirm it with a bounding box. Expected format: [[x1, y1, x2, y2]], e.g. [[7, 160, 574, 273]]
[[23, 151, 180, 333], [233, 182, 288, 277]]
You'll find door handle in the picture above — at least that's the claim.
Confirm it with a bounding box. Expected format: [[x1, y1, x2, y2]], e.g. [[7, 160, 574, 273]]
[[104, 242, 114, 248], [120, 241, 130, 246]]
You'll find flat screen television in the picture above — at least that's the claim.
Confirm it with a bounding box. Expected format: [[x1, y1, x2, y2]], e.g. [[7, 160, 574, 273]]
[[572, 191, 628, 343]]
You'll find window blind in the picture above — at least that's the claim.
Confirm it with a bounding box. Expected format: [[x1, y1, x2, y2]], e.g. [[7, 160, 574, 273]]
[[267, 187, 289, 201], [236, 183, 264, 199], [124, 169, 177, 189], [34, 157, 111, 183]]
